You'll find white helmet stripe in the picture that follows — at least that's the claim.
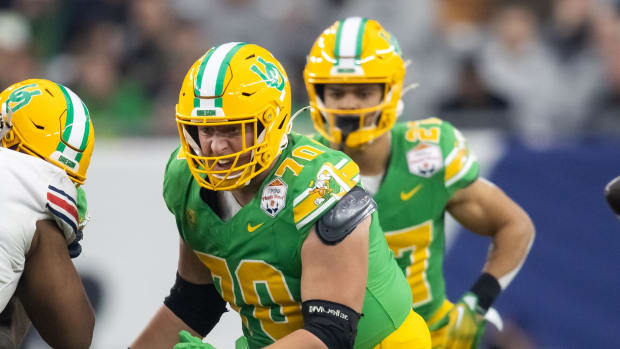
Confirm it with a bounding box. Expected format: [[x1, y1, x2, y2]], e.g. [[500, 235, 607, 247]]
[[195, 42, 245, 110], [58, 85, 89, 152], [337, 17, 363, 58], [333, 17, 367, 74]]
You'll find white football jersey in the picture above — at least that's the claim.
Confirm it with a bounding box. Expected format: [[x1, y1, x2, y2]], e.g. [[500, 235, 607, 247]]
[[0, 148, 78, 311]]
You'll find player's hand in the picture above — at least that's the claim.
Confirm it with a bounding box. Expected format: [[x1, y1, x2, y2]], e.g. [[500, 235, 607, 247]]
[[76, 185, 91, 231], [67, 229, 83, 258], [69, 186, 90, 258], [173, 330, 216, 349], [430, 292, 486, 349]]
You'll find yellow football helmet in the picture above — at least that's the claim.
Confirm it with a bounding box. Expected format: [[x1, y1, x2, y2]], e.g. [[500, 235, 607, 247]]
[[176, 42, 292, 191], [0, 79, 95, 185], [303, 17, 405, 148]]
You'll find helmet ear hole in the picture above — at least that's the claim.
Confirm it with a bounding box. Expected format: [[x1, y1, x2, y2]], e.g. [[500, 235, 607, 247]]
[[277, 114, 288, 130], [263, 110, 273, 123], [4, 129, 15, 143]]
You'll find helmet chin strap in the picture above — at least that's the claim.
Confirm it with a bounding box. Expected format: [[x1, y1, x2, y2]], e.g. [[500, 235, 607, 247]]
[[291, 105, 310, 123], [396, 82, 419, 118], [401, 82, 419, 96]]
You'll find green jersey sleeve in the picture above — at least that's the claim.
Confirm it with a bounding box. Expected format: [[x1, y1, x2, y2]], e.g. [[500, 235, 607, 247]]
[[281, 134, 361, 234], [438, 120, 479, 195], [162, 145, 197, 242]]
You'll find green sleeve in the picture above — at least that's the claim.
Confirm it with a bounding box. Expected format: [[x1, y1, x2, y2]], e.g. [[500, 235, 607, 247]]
[[439, 121, 479, 196]]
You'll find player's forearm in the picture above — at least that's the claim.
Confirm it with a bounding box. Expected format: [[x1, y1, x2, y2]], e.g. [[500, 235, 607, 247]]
[[131, 305, 198, 349], [265, 329, 327, 349], [482, 215, 535, 289]]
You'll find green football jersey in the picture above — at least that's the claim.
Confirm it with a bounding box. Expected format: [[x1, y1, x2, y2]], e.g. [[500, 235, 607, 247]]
[[163, 132, 412, 349], [314, 118, 480, 321]]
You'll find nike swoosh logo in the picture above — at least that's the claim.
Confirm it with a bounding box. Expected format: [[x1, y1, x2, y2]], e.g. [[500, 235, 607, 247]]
[[400, 184, 422, 201], [247, 222, 264, 232]]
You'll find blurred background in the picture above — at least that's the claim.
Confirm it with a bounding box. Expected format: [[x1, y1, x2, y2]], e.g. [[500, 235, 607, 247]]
[[1, 0, 618, 348]]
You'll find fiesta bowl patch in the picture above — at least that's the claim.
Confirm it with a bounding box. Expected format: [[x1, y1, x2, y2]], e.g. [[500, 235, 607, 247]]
[[407, 143, 443, 178], [261, 178, 288, 217]]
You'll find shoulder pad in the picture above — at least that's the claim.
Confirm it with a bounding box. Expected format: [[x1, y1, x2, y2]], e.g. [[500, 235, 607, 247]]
[[316, 186, 376, 245]]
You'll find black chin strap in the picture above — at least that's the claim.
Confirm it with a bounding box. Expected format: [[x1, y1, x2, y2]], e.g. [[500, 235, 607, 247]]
[[335, 116, 360, 147]]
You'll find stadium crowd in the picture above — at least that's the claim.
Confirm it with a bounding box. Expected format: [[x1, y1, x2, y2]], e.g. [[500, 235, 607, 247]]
[[0, 0, 618, 147]]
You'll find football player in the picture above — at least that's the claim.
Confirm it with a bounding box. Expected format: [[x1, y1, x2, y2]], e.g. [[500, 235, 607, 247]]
[[0, 79, 95, 348], [303, 18, 536, 349], [131, 42, 431, 349]]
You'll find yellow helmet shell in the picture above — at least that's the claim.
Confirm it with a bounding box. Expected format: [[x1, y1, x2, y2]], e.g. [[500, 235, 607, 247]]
[[303, 17, 405, 148], [0, 79, 94, 184], [176, 42, 291, 191]]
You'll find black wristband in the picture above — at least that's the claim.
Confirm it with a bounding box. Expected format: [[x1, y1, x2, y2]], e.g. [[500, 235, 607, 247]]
[[469, 272, 501, 313]]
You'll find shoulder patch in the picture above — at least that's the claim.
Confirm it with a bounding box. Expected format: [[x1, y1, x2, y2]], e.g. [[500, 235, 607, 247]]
[[406, 143, 443, 178], [261, 178, 288, 217], [293, 160, 359, 230]]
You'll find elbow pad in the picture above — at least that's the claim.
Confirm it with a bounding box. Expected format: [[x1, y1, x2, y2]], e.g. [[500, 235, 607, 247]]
[[302, 299, 361, 349], [164, 272, 227, 336]]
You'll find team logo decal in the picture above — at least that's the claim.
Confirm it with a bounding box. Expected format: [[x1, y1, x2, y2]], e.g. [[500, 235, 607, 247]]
[[309, 169, 336, 205], [308, 165, 346, 207], [250, 57, 285, 91], [407, 143, 443, 178], [261, 178, 288, 217], [7, 83, 41, 112]]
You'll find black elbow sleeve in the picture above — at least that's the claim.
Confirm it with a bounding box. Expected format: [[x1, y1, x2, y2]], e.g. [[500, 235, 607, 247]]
[[163, 272, 227, 336], [302, 299, 361, 349]]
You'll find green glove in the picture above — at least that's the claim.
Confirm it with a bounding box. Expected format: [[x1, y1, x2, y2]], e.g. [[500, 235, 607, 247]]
[[173, 330, 216, 349], [429, 292, 487, 349], [67, 186, 89, 258], [76, 186, 90, 230], [235, 335, 249, 349]]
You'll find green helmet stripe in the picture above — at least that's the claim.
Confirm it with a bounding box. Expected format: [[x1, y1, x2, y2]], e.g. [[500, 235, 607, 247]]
[[59, 84, 75, 145], [58, 84, 90, 152], [54, 84, 90, 168], [333, 17, 366, 70], [354, 18, 368, 59], [194, 42, 246, 110], [194, 47, 216, 108], [214, 42, 245, 108], [334, 19, 345, 62], [75, 100, 90, 162]]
